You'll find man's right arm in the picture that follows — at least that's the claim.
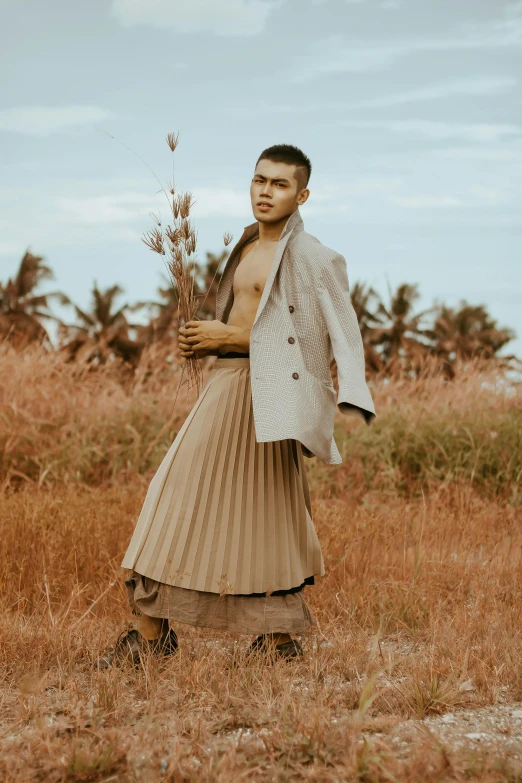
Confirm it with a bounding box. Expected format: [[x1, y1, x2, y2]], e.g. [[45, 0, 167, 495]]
[[178, 320, 249, 358], [316, 253, 376, 425]]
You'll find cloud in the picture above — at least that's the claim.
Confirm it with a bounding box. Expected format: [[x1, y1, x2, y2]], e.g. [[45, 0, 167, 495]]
[[55, 187, 251, 224], [191, 187, 251, 217], [389, 187, 514, 209], [0, 240, 24, 259], [356, 77, 518, 108], [389, 195, 467, 209], [303, 176, 408, 215], [434, 146, 522, 162], [462, 11, 522, 47], [506, 0, 522, 14], [111, 0, 281, 36], [315, 0, 400, 5], [289, 37, 398, 78], [0, 105, 113, 136], [303, 168, 519, 215], [56, 192, 156, 224], [466, 185, 513, 205], [339, 119, 521, 143], [289, 10, 522, 82]]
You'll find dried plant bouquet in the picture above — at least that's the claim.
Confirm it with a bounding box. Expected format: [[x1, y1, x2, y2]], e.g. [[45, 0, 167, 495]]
[[141, 132, 233, 397]]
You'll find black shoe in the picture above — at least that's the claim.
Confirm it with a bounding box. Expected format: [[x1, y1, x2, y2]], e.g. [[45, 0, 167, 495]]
[[149, 627, 179, 657], [247, 635, 303, 661], [96, 627, 178, 670]]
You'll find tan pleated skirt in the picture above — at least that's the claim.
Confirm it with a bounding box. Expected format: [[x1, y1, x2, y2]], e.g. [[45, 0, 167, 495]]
[[121, 357, 325, 596]]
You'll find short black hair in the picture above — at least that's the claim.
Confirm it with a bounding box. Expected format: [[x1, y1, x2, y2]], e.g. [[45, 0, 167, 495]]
[[255, 144, 311, 190]]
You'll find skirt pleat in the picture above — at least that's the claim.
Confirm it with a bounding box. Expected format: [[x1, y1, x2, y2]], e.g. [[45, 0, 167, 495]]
[[121, 357, 325, 595], [221, 373, 250, 590]]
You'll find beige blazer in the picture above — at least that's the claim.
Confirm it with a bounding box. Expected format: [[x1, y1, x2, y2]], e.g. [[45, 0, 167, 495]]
[[215, 208, 376, 465]]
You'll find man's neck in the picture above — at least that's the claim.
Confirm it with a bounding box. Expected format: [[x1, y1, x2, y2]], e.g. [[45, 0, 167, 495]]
[[257, 209, 296, 245]]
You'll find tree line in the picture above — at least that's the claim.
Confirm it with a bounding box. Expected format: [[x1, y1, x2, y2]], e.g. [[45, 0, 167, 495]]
[[0, 249, 516, 380]]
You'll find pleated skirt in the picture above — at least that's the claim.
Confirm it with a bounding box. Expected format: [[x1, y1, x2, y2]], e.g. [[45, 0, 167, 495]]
[[121, 356, 325, 596]]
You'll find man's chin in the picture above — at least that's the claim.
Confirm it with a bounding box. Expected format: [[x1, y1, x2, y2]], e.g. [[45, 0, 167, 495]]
[[252, 208, 291, 223]]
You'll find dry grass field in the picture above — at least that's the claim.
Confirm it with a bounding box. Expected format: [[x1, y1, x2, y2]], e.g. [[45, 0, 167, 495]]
[[1, 344, 521, 782]]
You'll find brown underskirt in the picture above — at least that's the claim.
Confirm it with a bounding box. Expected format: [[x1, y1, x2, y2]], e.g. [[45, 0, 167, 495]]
[[125, 571, 317, 635]]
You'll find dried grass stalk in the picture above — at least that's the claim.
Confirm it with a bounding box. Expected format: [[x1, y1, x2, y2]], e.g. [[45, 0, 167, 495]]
[[140, 132, 205, 394], [100, 128, 233, 399]]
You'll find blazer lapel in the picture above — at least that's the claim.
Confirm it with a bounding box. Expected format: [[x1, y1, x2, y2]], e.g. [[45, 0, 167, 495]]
[[253, 208, 303, 327]]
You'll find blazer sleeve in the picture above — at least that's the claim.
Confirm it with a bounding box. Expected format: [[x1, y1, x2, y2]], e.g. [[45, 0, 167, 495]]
[[317, 253, 376, 425]]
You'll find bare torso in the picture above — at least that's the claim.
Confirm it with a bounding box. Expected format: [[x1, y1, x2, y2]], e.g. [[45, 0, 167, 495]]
[[218, 237, 278, 354]]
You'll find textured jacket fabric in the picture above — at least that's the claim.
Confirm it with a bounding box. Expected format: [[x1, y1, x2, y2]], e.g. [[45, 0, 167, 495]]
[[215, 208, 376, 465]]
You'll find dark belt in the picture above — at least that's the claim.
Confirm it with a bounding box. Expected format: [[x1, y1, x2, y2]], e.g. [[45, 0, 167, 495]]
[[235, 575, 315, 598]]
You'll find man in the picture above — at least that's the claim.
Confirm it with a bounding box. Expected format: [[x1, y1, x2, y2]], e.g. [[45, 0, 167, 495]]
[[97, 144, 375, 668]]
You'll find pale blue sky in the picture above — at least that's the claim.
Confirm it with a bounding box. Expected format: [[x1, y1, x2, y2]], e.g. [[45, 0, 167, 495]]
[[1, 0, 521, 352]]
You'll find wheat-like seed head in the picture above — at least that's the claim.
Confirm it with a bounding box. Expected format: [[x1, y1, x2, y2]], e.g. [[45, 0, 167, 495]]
[[180, 219, 193, 242], [173, 246, 184, 268], [141, 227, 165, 255], [179, 192, 193, 220], [166, 132, 179, 152], [185, 235, 197, 256], [183, 225, 197, 256], [165, 226, 182, 247], [223, 232, 233, 247]]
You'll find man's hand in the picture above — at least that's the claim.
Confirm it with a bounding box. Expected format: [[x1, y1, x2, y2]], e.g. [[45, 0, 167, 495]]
[[178, 319, 231, 359]]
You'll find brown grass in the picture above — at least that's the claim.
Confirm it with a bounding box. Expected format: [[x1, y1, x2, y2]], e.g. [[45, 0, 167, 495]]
[[0, 345, 521, 781]]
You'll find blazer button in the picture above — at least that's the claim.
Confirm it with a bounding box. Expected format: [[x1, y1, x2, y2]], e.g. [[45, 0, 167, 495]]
[[292, 372, 299, 380], [289, 305, 294, 313], [288, 336, 295, 344]]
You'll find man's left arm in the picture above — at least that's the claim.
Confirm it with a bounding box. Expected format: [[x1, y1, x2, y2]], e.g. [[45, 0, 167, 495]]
[[316, 253, 376, 425]]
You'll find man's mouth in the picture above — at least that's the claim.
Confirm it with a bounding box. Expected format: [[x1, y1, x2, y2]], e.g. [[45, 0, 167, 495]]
[[257, 202, 273, 209]]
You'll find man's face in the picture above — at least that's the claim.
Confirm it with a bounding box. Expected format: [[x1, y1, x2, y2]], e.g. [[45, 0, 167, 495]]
[[250, 159, 309, 223]]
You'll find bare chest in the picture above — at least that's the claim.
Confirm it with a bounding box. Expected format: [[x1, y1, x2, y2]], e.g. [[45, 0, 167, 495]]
[[232, 240, 276, 297]]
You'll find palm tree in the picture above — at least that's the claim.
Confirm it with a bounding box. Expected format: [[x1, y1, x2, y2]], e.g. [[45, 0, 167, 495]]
[[371, 283, 435, 376], [58, 282, 146, 367], [194, 248, 229, 319], [128, 272, 180, 347], [0, 250, 71, 349], [428, 301, 515, 367], [349, 281, 384, 375], [132, 248, 229, 347]]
